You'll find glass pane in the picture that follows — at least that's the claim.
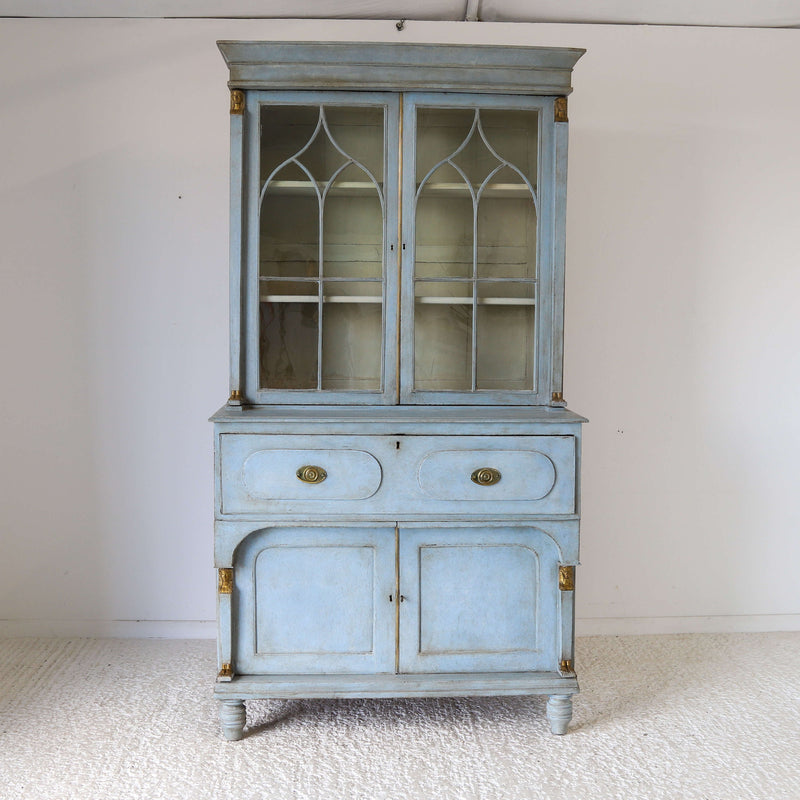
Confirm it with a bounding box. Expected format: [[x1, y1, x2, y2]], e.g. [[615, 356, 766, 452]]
[[259, 282, 318, 390], [476, 283, 535, 391], [261, 175, 318, 279], [260, 105, 321, 182], [450, 116, 505, 188], [478, 108, 539, 180], [261, 105, 347, 184], [477, 165, 536, 279], [415, 108, 476, 184], [324, 163, 383, 279], [258, 102, 386, 394], [412, 104, 540, 395], [324, 106, 384, 184], [414, 282, 472, 391], [321, 280, 383, 392], [415, 169, 473, 279]]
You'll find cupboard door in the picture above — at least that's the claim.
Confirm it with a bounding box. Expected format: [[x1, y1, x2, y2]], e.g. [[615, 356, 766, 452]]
[[234, 526, 395, 674], [247, 92, 400, 404], [400, 94, 553, 405], [398, 527, 559, 673]]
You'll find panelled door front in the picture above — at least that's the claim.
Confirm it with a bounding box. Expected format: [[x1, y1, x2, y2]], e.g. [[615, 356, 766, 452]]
[[234, 526, 396, 674], [398, 527, 560, 673], [234, 525, 558, 676]]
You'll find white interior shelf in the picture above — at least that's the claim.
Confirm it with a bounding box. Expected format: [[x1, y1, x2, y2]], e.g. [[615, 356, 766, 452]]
[[266, 180, 380, 196], [260, 294, 382, 303], [416, 296, 536, 305], [260, 295, 535, 305], [266, 180, 533, 198], [419, 182, 533, 198]]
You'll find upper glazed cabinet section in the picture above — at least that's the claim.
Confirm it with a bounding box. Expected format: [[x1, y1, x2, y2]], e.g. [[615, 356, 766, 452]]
[[219, 43, 584, 406]]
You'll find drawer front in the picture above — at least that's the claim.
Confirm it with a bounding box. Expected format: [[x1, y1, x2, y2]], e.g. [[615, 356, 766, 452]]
[[419, 450, 555, 501], [218, 433, 577, 517], [410, 436, 576, 515], [219, 435, 386, 514]]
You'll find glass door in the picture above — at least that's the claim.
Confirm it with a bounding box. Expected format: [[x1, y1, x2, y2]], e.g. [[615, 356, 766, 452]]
[[400, 94, 553, 404], [248, 92, 400, 404]]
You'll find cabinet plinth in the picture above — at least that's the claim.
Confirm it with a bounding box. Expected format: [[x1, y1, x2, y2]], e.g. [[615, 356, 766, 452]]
[[213, 41, 585, 738]]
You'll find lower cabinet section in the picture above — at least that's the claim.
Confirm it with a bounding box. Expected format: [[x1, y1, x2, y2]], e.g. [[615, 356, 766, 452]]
[[233, 526, 560, 677], [217, 522, 577, 739], [212, 420, 584, 739]]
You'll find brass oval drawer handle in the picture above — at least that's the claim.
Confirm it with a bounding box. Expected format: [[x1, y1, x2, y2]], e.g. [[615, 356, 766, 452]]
[[471, 467, 501, 486], [296, 465, 327, 484]]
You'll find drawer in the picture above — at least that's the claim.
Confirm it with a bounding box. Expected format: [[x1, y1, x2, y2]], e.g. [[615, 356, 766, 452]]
[[419, 449, 556, 502], [219, 435, 387, 515], [217, 433, 576, 517], [408, 436, 576, 515]]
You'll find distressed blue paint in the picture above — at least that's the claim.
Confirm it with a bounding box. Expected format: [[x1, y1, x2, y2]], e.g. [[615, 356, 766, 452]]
[[215, 433, 577, 518], [213, 41, 585, 739], [235, 527, 395, 675], [399, 92, 557, 406], [217, 42, 585, 96], [398, 527, 561, 674], [239, 90, 400, 406]]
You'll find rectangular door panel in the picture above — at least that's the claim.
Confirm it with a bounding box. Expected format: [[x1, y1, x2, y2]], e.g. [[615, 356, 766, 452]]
[[398, 527, 559, 673], [235, 526, 395, 674]]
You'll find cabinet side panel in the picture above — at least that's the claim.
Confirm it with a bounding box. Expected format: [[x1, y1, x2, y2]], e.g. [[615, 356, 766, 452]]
[[551, 112, 569, 400], [229, 103, 246, 397]]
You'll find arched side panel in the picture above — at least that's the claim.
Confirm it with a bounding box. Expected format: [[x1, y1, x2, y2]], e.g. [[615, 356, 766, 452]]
[[231, 525, 395, 675], [397, 525, 563, 674]]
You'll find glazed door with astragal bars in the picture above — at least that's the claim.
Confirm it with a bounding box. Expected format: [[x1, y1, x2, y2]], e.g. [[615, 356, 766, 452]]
[[248, 92, 552, 405], [249, 92, 400, 405], [401, 94, 552, 405]]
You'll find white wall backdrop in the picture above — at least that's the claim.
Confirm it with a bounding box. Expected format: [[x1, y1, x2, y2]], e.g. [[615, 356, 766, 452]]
[[1, 18, 798, 637]]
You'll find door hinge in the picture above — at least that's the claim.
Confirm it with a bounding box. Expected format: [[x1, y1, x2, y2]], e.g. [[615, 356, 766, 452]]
[[554, 96, 568, 123], [559, 658, 574, 674], [559, 565, 575, 592], [230, 89, 245, 115], [218, 568, 234, 594], [217, 662, 234, 681]]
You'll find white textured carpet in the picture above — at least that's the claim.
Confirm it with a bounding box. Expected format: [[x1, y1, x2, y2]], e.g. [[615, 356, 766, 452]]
[[1, 633, 798, 800]]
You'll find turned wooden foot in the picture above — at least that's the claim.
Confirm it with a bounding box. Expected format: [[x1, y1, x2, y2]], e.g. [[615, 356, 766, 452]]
[[546, 694, 573, 735], [219, 698, 246, 741]]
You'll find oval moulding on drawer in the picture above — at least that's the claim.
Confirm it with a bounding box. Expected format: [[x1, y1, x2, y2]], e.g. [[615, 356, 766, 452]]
[[242, 450, 381, 500], [242, 449, 382, 501], [418, 450, 556, 502]]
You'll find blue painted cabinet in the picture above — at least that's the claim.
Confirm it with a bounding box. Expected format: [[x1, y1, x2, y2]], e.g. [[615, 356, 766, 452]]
[[213, 42, 586, 739]]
